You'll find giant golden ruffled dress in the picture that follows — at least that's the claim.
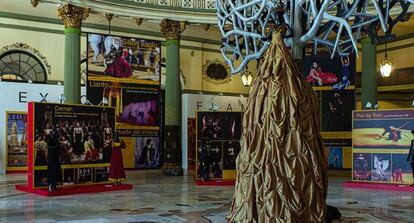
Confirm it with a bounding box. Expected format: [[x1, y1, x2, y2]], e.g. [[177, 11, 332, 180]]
[[228, 31, 328, 223]]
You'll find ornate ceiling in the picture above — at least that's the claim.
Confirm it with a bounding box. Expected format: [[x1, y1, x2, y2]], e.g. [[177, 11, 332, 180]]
[[36, 0, 218, 24]]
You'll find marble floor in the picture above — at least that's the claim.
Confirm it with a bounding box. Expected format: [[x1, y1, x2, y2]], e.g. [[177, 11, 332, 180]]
[[0, 170, 413, 223]]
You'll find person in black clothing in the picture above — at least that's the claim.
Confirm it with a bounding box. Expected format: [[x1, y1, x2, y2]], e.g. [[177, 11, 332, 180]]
[[46, 127, 61, 192], [199, 135, 211, 181], [407, 130, 414, 187]]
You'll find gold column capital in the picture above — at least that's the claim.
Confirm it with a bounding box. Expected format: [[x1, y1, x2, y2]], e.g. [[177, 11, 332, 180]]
[[57, 4, 89, 29], [160, 19, 187, 40]]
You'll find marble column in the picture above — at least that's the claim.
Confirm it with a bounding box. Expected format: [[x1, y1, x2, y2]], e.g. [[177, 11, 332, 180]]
[[58, 4, 89, 104], [160, 19, 186, 176], [361, 37, 378, 109]]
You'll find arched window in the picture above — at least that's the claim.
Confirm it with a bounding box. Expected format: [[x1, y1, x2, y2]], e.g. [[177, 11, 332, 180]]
[[0, 49, 48, 83]]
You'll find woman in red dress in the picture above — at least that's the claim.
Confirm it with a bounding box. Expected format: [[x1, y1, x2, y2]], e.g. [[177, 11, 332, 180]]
[[109, 134, 126, 185]]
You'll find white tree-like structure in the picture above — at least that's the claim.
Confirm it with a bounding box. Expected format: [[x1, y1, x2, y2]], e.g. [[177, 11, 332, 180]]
[[217, 0, 413, 73]]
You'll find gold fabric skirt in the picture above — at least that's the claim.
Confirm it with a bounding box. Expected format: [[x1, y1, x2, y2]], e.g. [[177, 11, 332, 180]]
[[227, 31, 328, 223]]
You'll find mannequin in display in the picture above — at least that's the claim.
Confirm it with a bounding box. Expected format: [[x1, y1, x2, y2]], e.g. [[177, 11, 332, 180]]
[[109, 133, 126, 185]]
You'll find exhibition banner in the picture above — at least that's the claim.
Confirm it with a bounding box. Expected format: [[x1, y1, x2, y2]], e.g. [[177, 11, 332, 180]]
[[196, 111, 243, 180], [87, 33, 161, 85], [298, 49, 357, 170], [0, 81, 87, 174], [352, 109, 414, 185], [6, 112, 27, 170], [180, 93, 247, 169], [28, 102, 115, 188], [86, 32, 162, 170]]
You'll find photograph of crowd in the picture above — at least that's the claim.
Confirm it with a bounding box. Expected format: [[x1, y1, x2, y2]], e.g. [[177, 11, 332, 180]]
[[6, 112, 27, 168], [87, 33, 161, 82], [196, 112, 243, 181], [33, 103, 115, 166]]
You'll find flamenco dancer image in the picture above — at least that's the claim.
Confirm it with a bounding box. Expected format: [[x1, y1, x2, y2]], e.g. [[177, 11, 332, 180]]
[[109, 133, 126, 185], [408, 130, 414, 186], [104, 47, 132, 78], [306, 62, 323, 86], [306, 61, 338, 86], [332, 56, 351, 90], [46, 128, 62, 192]]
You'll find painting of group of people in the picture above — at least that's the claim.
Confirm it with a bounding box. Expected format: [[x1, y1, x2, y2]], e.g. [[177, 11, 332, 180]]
[[87, 33, 161, 82], [196, 112, 243, 181], [34, 121, 114, 165], [31, 103, 129, 190]]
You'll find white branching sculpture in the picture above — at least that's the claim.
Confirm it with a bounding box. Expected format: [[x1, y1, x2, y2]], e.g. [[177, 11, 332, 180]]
[[217, 0, 413, 73]]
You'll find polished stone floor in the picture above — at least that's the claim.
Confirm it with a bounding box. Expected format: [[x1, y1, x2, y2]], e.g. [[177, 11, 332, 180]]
[[0, 170, 413, 223]]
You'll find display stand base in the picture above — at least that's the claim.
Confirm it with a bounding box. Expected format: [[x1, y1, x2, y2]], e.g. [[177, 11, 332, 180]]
[[15, 183, 133, 196], [343, 181, 414, 192], [195, 179, 235, 186]]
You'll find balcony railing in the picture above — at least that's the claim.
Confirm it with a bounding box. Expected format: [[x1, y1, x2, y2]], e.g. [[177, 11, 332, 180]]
[[126, 0, 216, 10]]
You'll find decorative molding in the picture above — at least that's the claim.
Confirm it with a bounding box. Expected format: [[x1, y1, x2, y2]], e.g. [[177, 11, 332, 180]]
[[30, 0, 40, 7], [64, 0, 217, 24], [105, 13, 114, 23], [134, 17, 143, 26], [160, 19, 186, 40], [202, 24, 211, 31], [0, 42, 51, 76], [202, 58, 231, 85], [57, 4, 89, 29]]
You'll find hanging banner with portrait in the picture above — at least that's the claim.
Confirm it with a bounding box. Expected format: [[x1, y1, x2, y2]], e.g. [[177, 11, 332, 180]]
[[27, 102, 115, 188], [299, 50, 356, 90], [86, 33, 162, 169], [6, 112, 28, 171], [196, 111, 243, 181], [352, 109, 414, 185], [299, 49, 356, 170]]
